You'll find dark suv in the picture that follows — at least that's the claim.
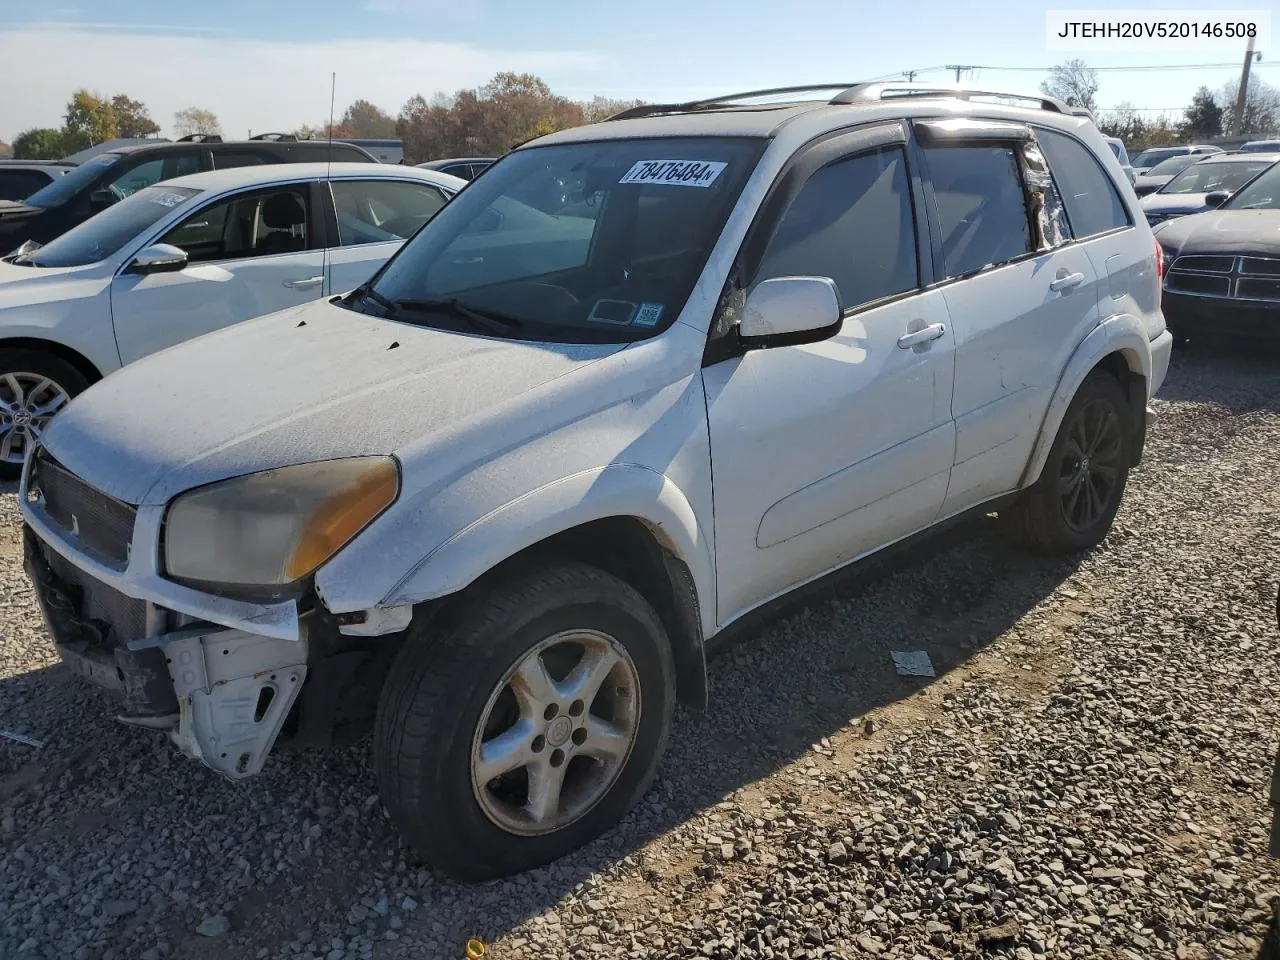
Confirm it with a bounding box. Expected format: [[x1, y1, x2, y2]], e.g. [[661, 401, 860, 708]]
[[0, 136, 377, 252]]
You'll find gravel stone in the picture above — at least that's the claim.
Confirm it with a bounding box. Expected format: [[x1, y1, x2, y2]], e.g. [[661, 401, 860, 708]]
[[196, 915, 230, 938]]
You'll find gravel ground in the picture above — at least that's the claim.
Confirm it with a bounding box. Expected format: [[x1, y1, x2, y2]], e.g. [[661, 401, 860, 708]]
[[1, 347, 1279, 960]]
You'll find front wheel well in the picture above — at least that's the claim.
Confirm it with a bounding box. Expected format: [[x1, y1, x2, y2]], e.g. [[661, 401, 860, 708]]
[[0, 338, 104, 386], [463, 517, 708, 710]]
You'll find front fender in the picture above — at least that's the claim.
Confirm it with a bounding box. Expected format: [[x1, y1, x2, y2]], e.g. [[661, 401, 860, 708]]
[[368, 463, 717, 641], [1019, 313, 1153, 488]]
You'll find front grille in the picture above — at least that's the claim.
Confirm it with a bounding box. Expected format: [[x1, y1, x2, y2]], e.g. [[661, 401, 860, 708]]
[[32, 450, 136, 569], [44, 545, 148, 640], [1164, 255, 1280, 304]]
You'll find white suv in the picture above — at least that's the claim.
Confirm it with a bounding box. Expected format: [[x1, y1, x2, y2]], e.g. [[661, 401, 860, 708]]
[[20, 83, 1173, 880]]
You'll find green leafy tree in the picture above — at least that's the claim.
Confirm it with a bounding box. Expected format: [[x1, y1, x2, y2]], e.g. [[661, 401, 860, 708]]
[[1040, 59, 1099, 113], [62, 89, 118, 152], [111, 95, 160, 138], [12, 128, 68, 159]]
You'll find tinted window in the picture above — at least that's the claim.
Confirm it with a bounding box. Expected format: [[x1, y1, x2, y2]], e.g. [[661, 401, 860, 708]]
[[212, 152, 267, 170], [24, 185, 200, 267], [331, 180, 448, 246], [0, 170, 52, 201], [924, 145, 1031, 278], [24, 153, 120, 208], [1162, 159, 1274, 195], [757, 147, 918, 310], [161, 188, 310, 262], [167, 151, 202, 179], [1036, 129, 1130, 238]]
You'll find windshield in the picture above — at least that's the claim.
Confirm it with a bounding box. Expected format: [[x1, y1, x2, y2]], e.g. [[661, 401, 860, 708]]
[[23, 153, 121, 209], [1161, 159, 1274, 195], [359, 136, 764, 343], [1226, 163, 1280, 209], [23, 185, 200, 267], [1107, 141, 1128, 164], [1146, 155, 1199, 177], [1133, 149, 1180, 169]]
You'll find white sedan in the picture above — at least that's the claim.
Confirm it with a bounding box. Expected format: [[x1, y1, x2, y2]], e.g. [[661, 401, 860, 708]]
[[0, 162, 465, 476]]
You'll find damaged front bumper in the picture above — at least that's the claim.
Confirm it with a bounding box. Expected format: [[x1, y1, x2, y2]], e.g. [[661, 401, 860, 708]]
[[24, 526, 308, 778]]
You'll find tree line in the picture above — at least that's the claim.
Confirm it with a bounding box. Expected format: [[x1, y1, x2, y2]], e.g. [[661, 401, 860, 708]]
[[1040, 58, 1280, 150], [7, 66, 1275, 163], [2, 73, 641, 162]]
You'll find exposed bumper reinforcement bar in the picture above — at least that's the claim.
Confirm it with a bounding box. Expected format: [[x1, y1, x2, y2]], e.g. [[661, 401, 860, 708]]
[[164, 626, 308, 779]]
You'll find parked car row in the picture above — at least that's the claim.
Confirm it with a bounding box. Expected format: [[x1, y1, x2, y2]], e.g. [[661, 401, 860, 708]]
[[10, 81, 1173, 880], [1140, 152, 1280, 225]]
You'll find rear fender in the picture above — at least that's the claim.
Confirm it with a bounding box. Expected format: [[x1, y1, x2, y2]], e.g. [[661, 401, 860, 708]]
[[1019, 313, 1152, 488]]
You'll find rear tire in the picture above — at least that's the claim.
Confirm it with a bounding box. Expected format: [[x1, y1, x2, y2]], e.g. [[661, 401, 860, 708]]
[[0, 350, 89, 483], [1000, 369, 1133, 553], [374, 562, 675, 880]]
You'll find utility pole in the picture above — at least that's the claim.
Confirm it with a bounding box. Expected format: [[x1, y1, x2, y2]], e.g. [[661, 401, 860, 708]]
[[1233, 35, 1259, 135], [903, 70, 918, 82], [945, 64, 974, 83]]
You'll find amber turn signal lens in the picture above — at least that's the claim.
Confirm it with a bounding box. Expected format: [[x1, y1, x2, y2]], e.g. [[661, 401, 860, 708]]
[[285, 459, 398, 579]]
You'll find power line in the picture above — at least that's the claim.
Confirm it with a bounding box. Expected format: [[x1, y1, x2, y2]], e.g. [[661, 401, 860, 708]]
[[907, 61, 1274, 74]]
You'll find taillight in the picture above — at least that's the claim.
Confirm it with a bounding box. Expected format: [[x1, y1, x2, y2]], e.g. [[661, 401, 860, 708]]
[[1154, 238, 1165, 279]]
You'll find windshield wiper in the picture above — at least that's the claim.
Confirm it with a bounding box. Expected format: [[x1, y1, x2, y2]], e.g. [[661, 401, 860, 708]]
[[392, 297, 523, 334], [352, 285, 398, 316]]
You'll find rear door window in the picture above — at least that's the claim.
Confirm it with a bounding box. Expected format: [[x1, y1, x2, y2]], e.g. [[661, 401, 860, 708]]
[[923, 144, 1033, 279], [1036, 129, 1130, 238], [756, 146, 919, 311], [330, 180, 449, 245], [0, 170, 52, 201], [212, 151, 267, 170]]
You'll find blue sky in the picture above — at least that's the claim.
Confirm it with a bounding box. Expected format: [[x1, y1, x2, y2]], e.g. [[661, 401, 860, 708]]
[[0, 0, 1272, 141]]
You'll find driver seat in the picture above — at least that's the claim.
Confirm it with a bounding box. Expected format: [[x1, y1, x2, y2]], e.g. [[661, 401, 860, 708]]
[[256, 193, 307, 254]]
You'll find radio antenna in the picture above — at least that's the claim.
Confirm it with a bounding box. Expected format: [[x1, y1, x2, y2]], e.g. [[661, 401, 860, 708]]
[[326, 71, 336, 180]]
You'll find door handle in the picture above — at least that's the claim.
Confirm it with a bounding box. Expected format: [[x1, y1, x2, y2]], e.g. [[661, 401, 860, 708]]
[[1049, 271, 1086, 293], [283, 276, 324, 290], [897, 322, 946, 350]]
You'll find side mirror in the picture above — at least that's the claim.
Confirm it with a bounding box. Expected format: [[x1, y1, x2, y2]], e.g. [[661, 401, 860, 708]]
[[1204, 190, 1230, 208], [739, 277, 842, 347], [126, 243, 189, 275], [89, 189, 115, 212]]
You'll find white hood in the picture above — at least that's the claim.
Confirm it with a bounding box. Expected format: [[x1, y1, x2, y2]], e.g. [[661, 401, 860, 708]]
[[40, 299, 625, 505]]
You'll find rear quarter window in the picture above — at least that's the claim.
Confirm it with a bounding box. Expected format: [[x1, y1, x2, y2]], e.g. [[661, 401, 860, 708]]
[[1036, 129, 1131, 238]]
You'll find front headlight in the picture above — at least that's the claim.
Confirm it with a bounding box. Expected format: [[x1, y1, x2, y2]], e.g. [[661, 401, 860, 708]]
[[164, 457, 399, 592]]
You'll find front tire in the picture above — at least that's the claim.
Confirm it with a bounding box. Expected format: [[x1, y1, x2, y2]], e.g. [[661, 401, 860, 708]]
[[1000, 369, 1133, 553], [0, 350, 88, 482], [374, 563, 675, 880]]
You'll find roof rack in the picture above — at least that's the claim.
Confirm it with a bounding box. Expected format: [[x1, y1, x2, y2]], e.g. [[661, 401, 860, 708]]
[[830, 82, 1072, 114], [175, 133, 223, 143], [248, 132, 298, 141], [607, 84, 863, 121], [606, 81, 1076, 122]]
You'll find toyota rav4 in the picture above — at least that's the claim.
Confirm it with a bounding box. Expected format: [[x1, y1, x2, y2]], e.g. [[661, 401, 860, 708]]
[[19, 83, 1173, 880]]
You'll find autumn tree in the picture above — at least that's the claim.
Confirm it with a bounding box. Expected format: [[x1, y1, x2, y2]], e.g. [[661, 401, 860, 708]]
[[62, 90, 118, 152], [173, 107, 222, 138], [0, 141, 11, 159], [580, 96, 647, 123], [1218, 76, 1280, 136], [111, 95, 160, 138], [1040, 59, 1099, 113], [338, 99, 397, 138], [12, 128, 67, 159]]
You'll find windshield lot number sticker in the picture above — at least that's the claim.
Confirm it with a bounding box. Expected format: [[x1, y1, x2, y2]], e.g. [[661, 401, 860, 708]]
[[149, 192, 187, 207], [619, 160, 727, 188]]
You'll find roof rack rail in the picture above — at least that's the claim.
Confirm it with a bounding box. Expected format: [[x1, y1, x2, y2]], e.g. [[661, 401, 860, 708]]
[[607, 83, 863, 121], [248, 132, 298, 141], [175, 133, 224, 143], [829, 82, 1072, 114]]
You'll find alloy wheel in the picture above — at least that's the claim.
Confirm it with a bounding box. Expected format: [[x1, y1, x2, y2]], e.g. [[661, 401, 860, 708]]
[[1058, 397, 1124, 532], [0, 373, 69, 465]]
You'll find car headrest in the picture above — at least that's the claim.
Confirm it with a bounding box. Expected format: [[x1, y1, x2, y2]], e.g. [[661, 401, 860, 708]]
[[262, 193, 305, 229]]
